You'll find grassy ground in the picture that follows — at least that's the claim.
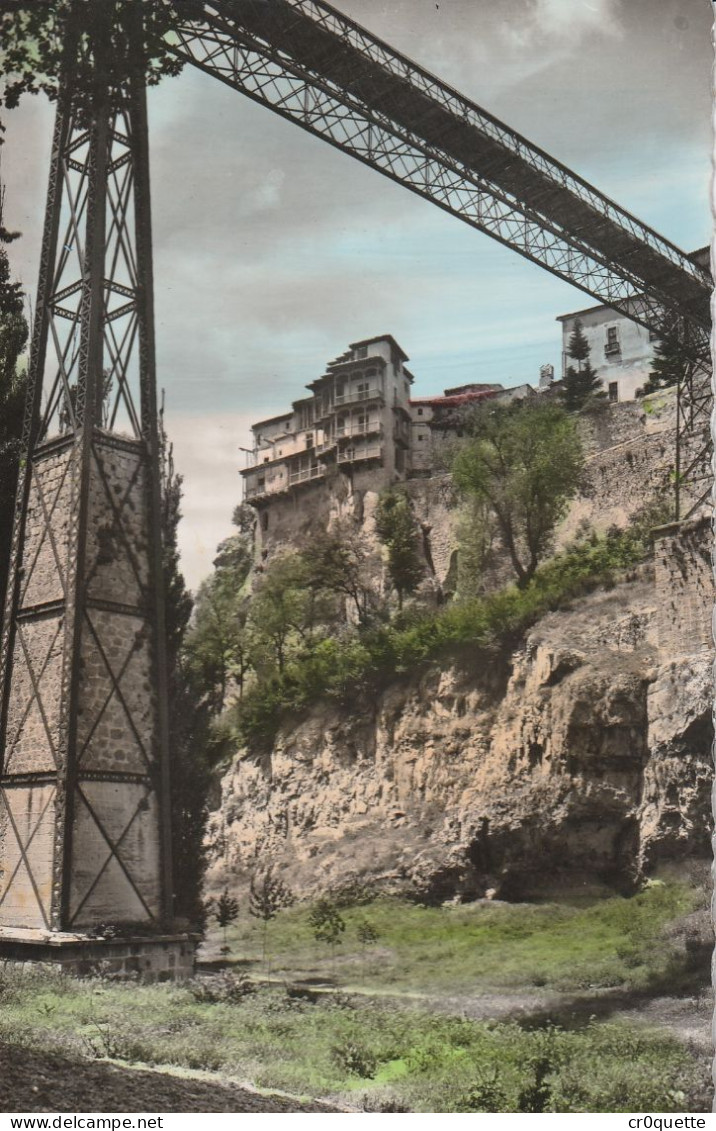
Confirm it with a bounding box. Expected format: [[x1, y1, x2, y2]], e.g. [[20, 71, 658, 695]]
[[0, 970, 706, 1113], [213, 879, 703, 996], [0, 880, 708, 1113]]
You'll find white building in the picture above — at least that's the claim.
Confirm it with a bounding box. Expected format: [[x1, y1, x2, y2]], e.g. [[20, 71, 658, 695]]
[[556, 247, 709, 403]]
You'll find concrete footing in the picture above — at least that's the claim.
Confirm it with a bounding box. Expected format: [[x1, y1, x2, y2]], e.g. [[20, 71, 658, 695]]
[[0, 929, 196, 982]]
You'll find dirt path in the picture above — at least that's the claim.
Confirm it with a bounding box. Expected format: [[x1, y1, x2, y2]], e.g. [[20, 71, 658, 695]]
[[0, 1043, 342, 1114]]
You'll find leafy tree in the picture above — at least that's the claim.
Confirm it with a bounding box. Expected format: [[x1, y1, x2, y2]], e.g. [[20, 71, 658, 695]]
[[247, 551, 318, 675], [214, 888, 240, 956], [374, 488, 424, 609], [454, 497, 499, 599], [0, 1, 185, 110], [562, 319, 601, 411], [249, 864, 295, 978], [451, 401, 583, 590], [356, 918, 379, 977], [643, 319, 690, 394], [302, 525, 378, 625], [0, 131, 28, 606], [185, 520, 253, 711], [309, 898, 346, 968]]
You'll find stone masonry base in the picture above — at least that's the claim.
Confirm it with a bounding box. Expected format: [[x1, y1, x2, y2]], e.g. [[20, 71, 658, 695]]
[[0, 930, 196, 982]]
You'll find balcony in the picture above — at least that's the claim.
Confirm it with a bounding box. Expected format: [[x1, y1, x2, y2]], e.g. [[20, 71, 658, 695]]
[[336, 421, 382, 439], [334, 386, 384, 407], [288, 464, 325, 487], [337, 444, 383, 465], [244, 479, 283, 501], [604, 342, 621, 359]]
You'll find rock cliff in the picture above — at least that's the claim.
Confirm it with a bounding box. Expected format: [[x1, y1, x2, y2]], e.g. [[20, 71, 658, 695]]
[[205, 567, 712, 901]]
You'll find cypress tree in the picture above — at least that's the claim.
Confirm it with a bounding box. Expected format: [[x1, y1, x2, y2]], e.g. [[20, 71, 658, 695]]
[[563, 319, 602, 410]]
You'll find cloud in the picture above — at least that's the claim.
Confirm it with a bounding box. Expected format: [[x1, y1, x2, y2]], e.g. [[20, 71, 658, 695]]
[[522, 0, 622, 44]]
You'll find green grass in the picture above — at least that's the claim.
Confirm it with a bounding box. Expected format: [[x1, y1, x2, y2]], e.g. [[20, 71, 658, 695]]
[[0, 971, 706, 1113], [0, 879, 707, 1113], [216, 879, 703, 996]]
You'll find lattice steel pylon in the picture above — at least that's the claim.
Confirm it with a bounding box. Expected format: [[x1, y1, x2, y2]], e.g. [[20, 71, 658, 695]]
[[0, 27, 171, 931]]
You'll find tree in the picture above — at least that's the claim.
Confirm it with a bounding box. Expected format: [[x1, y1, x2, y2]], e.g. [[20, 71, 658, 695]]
[[302, 525, 378, 625], [451, 400, 583, 590], [562, 319, 602, 411], [214, 888, 240, 956], [185, 519, 253, 711], [356, 919, 379, 947], [249, 865, 295, 979], [454, 496, 498, 599], [159, 402, 212, 932], [643, 319, 689, 394], [356, 918, 379, 979], [309, 898, 346, 969], [0, 128, 29, 606], [0, 2, 186, 110], [247, 551, 317, 675], [374, 488, 424, 609]]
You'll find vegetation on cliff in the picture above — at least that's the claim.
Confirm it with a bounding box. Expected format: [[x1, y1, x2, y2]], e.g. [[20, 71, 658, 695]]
[[452, 399, 583, 588], [225, 513, 660, 748], [178, 395, 673, 754]]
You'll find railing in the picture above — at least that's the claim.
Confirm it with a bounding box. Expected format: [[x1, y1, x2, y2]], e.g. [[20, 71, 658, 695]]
[[604, 342, 621, 358], [288, 464, 325, 486], [337, 444, 383, 463], [334, 386, 383, 406], [336, 421, 382, 438]]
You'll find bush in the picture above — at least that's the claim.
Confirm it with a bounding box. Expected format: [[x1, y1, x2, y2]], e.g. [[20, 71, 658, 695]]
[[187, 972, 255, 1004], [331, 1039, 378, 1078]]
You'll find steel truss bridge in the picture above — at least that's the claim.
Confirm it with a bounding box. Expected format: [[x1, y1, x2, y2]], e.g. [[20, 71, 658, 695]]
[[0, 0, 710, 937], [173, 0, 711, 517]]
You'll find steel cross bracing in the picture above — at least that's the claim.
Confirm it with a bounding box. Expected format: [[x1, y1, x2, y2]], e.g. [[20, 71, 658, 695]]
[[0, 59, 172, 930], [169, 0, 712, 514]]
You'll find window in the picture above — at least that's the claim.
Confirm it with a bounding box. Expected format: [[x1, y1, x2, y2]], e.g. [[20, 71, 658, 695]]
[[355, 345, 368, 359], [305, 433, 314, 448], [608, 382, 618, 402], [605, 326, 621, 358], [263, 456, 269, 463], [417, 408, 424, 416]]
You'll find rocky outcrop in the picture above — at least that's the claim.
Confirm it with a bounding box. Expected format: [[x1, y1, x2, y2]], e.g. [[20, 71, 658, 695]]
[[206, 572, 712, 901]]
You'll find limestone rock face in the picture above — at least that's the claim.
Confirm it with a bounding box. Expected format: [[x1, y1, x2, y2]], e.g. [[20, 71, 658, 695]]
[[206, 576, 711, 901]]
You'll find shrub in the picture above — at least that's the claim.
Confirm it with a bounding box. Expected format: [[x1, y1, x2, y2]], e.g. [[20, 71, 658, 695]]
[[187, 972, 255, 1004], [331, 1039, 378, 1078]]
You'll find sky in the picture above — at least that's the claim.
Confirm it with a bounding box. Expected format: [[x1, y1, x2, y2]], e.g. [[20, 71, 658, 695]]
[[1, 0, 712, 589]]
